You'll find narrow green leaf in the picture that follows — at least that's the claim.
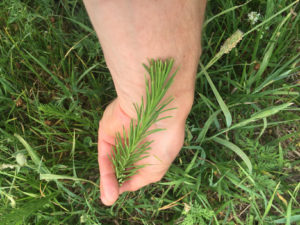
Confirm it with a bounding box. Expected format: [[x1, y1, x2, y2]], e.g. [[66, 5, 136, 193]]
[[196, 110, 221, 143], [286, 196, 293, 225], [208, 102, 293, 140], [0, 193, 58, 225], [200, 63, 232, 127], [261, 182, 281, 222], [203, 1, 252, 28], [40, 174, 98, 187], [64, 16, 95, 33], [184, 151, 199, 174], [273, 215, 300, 224], [247, 12, 292, 89], [14, 133, 50, 174], [76, 63, 99, 85], [212, 137, 252, 173], [24, 50, 70, 97]]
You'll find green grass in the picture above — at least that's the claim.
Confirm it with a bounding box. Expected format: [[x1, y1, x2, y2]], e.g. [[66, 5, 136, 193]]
[[0, 0, 299, 224]]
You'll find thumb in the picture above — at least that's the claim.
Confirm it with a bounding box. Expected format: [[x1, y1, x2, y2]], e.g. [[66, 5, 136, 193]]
[[98, 99, 132, 205], [98, 135, 119, 205]]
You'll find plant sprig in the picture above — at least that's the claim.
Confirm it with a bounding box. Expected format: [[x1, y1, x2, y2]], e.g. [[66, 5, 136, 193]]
[[111, 59, 177, 184]]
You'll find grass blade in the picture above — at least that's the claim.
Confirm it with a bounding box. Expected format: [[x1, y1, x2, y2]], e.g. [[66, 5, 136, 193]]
[[208, 102, 293, 139], [40, 174, 98, 187], [200, 63, 232, 127], [14, 133, 49, 174], [243, 0, 299, 37], [196, 109, 221, 143], [212, 137, 252, 173], [24, 50, 71, 97], [203, 1, 252, 28], [247, 12, 292, 89], [273, 215, 300, 224], [0, 193, 58, 225], [261, 182, 281, 223]]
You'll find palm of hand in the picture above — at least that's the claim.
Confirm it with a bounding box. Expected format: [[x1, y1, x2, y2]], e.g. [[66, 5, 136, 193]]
[[98, 99, 185, 206]]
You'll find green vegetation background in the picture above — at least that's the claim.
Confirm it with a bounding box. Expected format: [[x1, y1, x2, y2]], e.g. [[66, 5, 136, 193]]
[[0, 0, 299, 224]]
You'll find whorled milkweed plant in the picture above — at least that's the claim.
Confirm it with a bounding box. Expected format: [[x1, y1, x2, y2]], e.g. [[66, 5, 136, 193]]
[[111, 59, 177, 184]]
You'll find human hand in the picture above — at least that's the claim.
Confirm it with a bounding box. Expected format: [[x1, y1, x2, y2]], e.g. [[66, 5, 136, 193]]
[[83, 0, 207, 206], [98, 98, 188, 206]]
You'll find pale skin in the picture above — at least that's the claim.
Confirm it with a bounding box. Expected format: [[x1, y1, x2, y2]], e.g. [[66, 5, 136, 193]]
[[83, 0, 207, 206]]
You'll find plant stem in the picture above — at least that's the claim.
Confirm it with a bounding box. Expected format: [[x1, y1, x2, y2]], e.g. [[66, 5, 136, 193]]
[[111, 59, 177, 184]]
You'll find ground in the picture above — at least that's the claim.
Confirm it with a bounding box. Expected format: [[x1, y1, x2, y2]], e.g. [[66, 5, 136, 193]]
[[0, 0, 299, 224]]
